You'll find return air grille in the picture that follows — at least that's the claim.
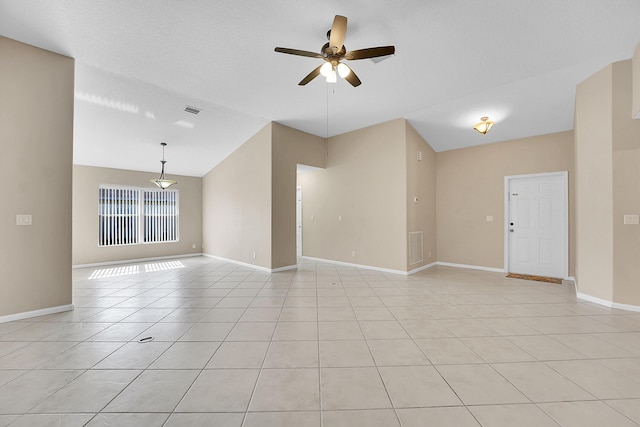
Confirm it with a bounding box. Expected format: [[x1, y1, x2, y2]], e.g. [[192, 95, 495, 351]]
[[409, 231, 424, 265], [184, 105, 201, 115]]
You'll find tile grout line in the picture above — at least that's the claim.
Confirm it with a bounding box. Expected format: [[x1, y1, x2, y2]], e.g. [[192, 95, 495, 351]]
[[239, 265, 295, 426]]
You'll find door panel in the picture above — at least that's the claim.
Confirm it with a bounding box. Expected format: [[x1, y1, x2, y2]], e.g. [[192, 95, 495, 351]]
[[508, 173, 566, 278]]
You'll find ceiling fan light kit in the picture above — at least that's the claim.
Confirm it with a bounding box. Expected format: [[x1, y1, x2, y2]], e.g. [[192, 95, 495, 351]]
[[337, 63, 350, 78], [275, 15, 395, 87], [320, 62, 333, 77]]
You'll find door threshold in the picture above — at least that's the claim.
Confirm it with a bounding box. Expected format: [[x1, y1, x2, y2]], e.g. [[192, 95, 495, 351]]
[[506, 273, 562, 284]]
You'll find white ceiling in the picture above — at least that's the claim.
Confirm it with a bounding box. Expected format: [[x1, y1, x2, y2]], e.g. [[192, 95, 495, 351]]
[[2, 1, 640, 177]]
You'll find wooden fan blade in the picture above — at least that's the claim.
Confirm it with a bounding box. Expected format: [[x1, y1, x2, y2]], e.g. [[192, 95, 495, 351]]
[[344, 67, 361, 87], [329, 15, 347, 53], [275, 47, 323, 59], [299, 64, 323, 85], [345, 46, 395, 60]]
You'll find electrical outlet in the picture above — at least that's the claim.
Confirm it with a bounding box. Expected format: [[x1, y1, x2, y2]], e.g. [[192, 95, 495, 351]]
[[192, 243, 196, 249], [252, 252, 256, 259], [16, 214, 32, 226], [351, 250, 356, 257]]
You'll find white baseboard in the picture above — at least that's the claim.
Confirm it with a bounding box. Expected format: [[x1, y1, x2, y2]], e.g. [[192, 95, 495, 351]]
[[576, 292, 614, 307], [0, 304, 74, 324], [271, 264, 298, 273], [612, 301, 640, 312], [576, 292, 640, 313], [408, 262, 438, 275], [73, 253, 203, 269], [436, 262, 505, 273], [202, 254, 296, 273], [300, 256, 406, 275], [301, 256, 435, 276]]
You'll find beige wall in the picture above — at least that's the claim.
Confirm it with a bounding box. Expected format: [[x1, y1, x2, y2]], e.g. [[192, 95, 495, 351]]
[[613, 148, 640, 305], [574, 59, 640, 306], [72, 165, 202, 265], [271, 123, 326, 268], [574, 64, 616, 300], [611, 61, 640, 305], [633, 44, 640, 119], [300, 119, 407, 271], [202, 124, 273, 268], [202, 122, 325, 269], [0, 37, 74, 317], [436, 131, 575, 273], [406, 122, 437, 270]]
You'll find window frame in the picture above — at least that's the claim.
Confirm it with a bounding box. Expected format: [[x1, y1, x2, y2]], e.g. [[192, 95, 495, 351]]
[[98, 185, 179, 247]]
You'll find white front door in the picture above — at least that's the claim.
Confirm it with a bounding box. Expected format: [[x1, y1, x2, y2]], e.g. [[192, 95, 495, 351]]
[[296, 186, 302, 257], [506, 172, 568, 278]]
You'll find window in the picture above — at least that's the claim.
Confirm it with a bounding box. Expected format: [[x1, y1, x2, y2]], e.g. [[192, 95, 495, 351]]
[[99, 186, 179, 246], [143, 189, 178, 243], [98, 187, 139, 246]]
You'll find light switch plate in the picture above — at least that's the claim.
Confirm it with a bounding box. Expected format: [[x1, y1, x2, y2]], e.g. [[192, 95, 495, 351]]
[[16, 214, 32, 226]]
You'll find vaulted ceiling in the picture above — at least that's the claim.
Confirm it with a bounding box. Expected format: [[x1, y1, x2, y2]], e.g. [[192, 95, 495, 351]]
[[2, 1, 639, 176]]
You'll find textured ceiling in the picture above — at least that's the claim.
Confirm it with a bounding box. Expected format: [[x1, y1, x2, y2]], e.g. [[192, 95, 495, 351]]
[[1, 1, 640, 176]]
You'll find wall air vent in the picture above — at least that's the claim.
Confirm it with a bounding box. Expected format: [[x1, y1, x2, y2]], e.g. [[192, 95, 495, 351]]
[[184, 106, 201, 115], [409, 231, 424, 265]]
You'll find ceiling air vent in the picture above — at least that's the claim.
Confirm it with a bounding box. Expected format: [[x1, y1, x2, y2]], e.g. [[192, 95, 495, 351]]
[[184, 105, 201, 115]]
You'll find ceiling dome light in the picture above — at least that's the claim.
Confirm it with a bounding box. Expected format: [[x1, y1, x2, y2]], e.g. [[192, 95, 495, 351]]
[[337, 63, 350, 78], [473, 116, 494, 135], [320, 62, 333, 77], [326, 69, 337, 83]]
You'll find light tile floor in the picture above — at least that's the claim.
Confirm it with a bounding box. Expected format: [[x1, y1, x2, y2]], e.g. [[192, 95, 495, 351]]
[[1, 256, 640, 426]]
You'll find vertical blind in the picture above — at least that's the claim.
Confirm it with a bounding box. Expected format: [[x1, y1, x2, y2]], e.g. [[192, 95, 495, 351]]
[[143, 189, 178, 243], [98, 186, 178, 246]]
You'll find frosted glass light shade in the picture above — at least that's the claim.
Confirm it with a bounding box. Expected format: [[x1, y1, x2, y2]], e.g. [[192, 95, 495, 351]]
[[151, 178, 177, 189], [320, 62, 333, 77], [337, 63, 350, 78]]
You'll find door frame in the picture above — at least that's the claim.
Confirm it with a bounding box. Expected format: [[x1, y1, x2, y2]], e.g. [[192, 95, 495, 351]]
[[296, 186, 302, 258], [503, 171, 569, 279]]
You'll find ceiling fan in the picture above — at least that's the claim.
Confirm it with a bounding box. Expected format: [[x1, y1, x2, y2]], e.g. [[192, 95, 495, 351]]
[[275, 15, 395, 87]]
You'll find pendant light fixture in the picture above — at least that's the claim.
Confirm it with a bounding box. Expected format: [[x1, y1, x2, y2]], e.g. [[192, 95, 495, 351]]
[[150, 142, 177, 189], [473, 116, 495, 135]]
